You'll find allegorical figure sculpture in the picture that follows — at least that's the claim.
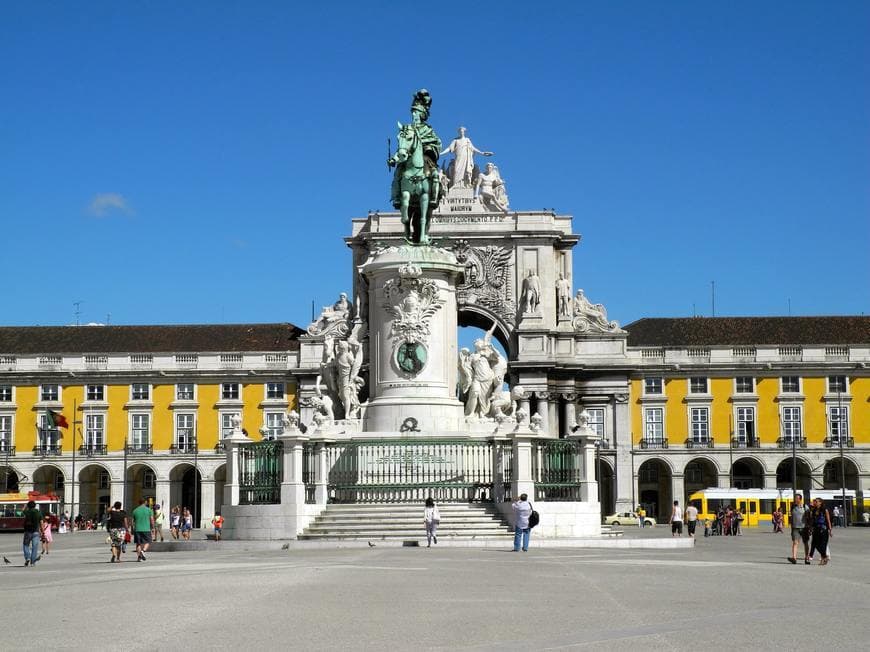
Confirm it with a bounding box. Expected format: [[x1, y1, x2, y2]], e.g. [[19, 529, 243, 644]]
[[307, 292, 352, 337], [389, 89, 443, 245], [457, 324, 507, 419], [521, 270, 541, 314], [556, 273, 572, 318], [573, 289, 621, 333], [475, 162, 509, 212], [440, 126, 493, 189], [317, 320, 367, 421]]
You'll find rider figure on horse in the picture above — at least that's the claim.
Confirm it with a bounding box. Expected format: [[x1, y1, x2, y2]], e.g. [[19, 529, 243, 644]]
[[389, 89, 442, 244]]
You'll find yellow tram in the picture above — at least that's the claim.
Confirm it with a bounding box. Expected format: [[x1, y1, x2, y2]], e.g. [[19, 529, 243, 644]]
[[687, 488, 861, 527]]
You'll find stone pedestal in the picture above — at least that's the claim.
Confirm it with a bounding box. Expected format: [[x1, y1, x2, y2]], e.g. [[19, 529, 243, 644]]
[[360, 245, 465, 433], [222, 427, 251, 507]]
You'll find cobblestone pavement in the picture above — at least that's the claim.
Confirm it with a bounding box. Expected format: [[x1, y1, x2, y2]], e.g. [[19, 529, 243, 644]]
[[2, 527, 868, 651]]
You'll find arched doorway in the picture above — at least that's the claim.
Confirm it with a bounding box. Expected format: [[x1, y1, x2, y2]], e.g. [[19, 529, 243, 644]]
[[823, 458, 859, 523], [637, 458, 672, 521], [126, 463, 157, 510], [685, 457, 718, 498], [78, 463, 111, 521], [598, 458, 615, 516], [170, 463, 201, 527], [33, 465, 65, 503], [1, 465, 19, 492], [776, 458, 812, 493], [732, 458, 764, 489]]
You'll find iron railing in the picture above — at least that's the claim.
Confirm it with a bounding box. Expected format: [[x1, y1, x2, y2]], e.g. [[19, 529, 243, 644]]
[[125, 444, 153, 454], [777, 437, 807, 449], [640, 438, 669, 450], [685, 438, 714, 449], [78, 444, 108, 457], [170, 443, 199, 454], [731, 437, 759, 449], [323, 439, 503, 504], [0, 444, 15, 456], [214, 442, 226, 454], [532, 439, 583, 502], [33, 445, 62, 456], [239, 439, 283, 505], [824, 437, 854, 448], [302, 442, 316, 504]]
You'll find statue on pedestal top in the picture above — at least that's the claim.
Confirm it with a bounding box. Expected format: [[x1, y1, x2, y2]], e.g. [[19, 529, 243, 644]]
[[388, 89, 443, 245], [440, 126, 493, 189]]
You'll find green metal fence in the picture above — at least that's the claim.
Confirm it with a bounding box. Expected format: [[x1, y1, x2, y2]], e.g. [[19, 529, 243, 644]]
[[239, 440, 283, 505], [533, 439, 584, 501], [320, 439, 507, 504]]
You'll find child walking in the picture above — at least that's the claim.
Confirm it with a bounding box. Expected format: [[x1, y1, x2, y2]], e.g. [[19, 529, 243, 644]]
[[423, 497, 440, 548]]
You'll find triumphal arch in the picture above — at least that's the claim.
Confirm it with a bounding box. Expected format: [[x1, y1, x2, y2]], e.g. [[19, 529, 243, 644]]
[[221, 90, 635, 541]]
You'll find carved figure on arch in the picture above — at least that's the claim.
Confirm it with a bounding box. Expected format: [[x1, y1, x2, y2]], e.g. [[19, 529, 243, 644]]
[[573, 289, 623, 333], [474, 162, 509, 213], [440, 126, 493, 189], [556, 273, 572, 318], [307, 292, 352, 338], [521, 270, 541, 314], [457, 324, 507, 419]]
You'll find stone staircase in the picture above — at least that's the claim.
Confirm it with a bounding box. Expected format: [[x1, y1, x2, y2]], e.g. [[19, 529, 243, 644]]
[[298, 503, 514, 543]]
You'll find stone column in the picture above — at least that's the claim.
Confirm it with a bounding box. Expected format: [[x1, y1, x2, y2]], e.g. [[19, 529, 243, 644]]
[[491, 436, 510, 504], [199, 480, 216, 528], [109, 479, 124, 509], [763, 473, 777, 490], [314, 441, 329, 505], [222, 428, 251, 506], [672, 474, 686, 508], [548, 397, 559, 438], [511, 435, 535, 500], [278, 429, 308, 507], [563, 395, 577, 436], [155, 479, 171, 515], [535, 392, 550, 435], [613, 395, 634, 512], [717, 473, 731, 488]]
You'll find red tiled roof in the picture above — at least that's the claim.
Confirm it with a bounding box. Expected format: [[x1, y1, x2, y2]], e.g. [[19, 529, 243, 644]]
[[0, 323, 304, 354], [624, 316, 870, 347]]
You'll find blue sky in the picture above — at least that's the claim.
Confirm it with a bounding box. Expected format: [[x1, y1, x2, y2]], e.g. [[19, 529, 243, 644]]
[[2, 2, 868, 330]]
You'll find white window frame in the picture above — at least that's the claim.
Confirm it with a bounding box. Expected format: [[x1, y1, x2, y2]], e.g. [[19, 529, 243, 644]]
[[85, 384, 105, 402], [130, 383, 151, 401], [827, 375, 847, 394], [143, 471, 156, 489], [175, 413, 196, 450], [781, 406, 802, 442], [734, 377, 754, 394], [263, 411, 284, 440], [84, 413, 105, 448], [130, 413, 151, 448], [688, 377, 708, 394], [643, 377, 663, 395], [644, 407, 664, 443], [176, 383, 196, 401], [689, 407, 709, 443], [221, 382, 240, 401], [781, 376, 801, 394], [38, 414, 61, 447], [221, 412, 240, 438], [735, 406, 756, 444], [828, 405, 849, 443], [0, 414, 13, 450], [40, 384, 61, 402], [0, 384, 13, 402], [586, 407, 605, 440], [266, 382, 285, 400], [98, 471, 110, 490]]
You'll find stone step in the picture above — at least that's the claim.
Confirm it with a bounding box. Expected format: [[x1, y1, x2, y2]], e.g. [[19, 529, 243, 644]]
[[315, 513, 505, 523], [298, 532, 513, 541]]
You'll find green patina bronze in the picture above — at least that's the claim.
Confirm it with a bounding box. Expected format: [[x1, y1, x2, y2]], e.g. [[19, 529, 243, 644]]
[[388, 89, 442, 245]]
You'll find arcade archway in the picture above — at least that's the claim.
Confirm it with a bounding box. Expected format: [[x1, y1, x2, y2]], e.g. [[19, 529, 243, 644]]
[[637, 458, 672, 521], [731, 457, 764, 489]]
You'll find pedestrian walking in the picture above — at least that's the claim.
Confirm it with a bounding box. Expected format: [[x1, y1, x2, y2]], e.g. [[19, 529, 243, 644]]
[[21, 500, 43, 567], [169, 506, 181, 540], [788, 494, 810, 564], [423, 497, 440, 547], [809, 498, 833, 565], [772, 507, 784, 533], [181, 507, 193, 540], [636, 505, 645, 528], [734, 508, 744, 536], [40, 516, 53, 555], [685, 502, 699, 538], [670, 500, 683, 537], [512, 493, 532, 552], [131, 498, 154, 562], [106, 501, 129, 563], [832, 505, 841, 528], [212, 512, 225, 541], [152, 504, 165, 542]]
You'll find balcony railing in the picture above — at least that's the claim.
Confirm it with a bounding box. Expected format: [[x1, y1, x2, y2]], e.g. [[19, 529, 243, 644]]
[[639, 438, 669, 450], [685, 438, 714, 449], [731, 437, 760, 449], [170, 443, 199, 454], [0, 444, 16, 456], [214, 442, 226, 454], [824, 437, 854, 448], [79, 444, 108, 457], [125, 444, 154, 454], [33, 445, 62, 456], [776, 437, 807, 449]]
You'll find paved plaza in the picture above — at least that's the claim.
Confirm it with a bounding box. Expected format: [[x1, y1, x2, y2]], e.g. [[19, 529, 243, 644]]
[[2, 528, 869, 651]]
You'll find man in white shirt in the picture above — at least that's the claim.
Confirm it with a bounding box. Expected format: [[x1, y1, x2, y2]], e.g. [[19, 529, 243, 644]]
[[670, 500, 683, 537], [512, 494, 532, 552], [685, 503, 699, 537]]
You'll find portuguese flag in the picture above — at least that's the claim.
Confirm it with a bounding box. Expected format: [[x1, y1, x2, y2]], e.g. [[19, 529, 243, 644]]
[[47, 410, 69, 429]]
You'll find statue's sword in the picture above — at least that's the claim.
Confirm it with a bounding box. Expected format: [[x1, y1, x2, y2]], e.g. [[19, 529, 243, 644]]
[[387, 137, 391, 170]]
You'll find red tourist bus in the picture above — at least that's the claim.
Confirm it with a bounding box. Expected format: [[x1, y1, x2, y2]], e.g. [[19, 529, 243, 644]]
[[0, 491, 61, 531]]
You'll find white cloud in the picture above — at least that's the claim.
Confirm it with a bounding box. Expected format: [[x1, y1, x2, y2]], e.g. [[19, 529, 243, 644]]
[[87, 193, 133, 217]]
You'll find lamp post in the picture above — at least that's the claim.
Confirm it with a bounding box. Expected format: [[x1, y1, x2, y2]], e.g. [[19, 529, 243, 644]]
[[192, 424, 199, 530], [837, 385, 847, 527]]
